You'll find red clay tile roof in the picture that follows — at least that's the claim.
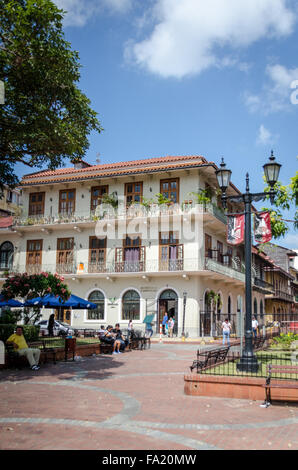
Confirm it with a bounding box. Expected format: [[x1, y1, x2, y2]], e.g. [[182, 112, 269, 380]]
[[21, 155, 215, 186]]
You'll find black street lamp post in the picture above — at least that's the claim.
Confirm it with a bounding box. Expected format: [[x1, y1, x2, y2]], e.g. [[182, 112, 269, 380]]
[[216, 151, 281, 373]]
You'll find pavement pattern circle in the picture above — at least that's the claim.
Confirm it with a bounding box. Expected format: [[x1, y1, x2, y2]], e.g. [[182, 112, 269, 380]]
[[0, 343, 297, 450]]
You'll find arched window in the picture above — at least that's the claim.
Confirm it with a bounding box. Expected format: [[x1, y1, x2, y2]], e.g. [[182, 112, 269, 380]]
[[0, 241, 14, 270], [122, 290, 140, 320], [253, 298, 258, 317], [260, 299, 264, 318], [87, 290, 105, 320], [228, 296, 232, 316]]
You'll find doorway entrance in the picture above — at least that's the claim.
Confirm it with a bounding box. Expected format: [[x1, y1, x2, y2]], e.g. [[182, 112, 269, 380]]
[[55, 308, 71, 324], [158, 289, 178, 335]]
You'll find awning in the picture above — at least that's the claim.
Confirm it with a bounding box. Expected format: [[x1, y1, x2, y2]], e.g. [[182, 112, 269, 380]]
[[143, 314, 155, 324]]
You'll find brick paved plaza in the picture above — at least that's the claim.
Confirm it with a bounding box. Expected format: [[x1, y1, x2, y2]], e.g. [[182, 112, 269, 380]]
[[0, 342, 297, 451]]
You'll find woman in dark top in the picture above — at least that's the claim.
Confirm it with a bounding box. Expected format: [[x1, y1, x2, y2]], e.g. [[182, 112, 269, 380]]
[[48, 314, 55, 337]]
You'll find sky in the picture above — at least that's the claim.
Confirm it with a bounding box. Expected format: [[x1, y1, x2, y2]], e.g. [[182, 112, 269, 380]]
[[20, 0, 298, 248]]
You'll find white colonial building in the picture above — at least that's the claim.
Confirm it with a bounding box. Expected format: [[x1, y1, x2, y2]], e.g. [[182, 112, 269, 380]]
[[0, 155, 268, 337]]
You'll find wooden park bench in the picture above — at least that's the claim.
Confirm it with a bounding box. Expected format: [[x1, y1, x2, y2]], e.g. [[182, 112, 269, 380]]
[[99, 342, 114, 354], [253, 335, 266, 350], [190, 346, 230, 373], [6, 340, 57, 369], [129, 330, 149, 350], [261, 364, 298, 407]]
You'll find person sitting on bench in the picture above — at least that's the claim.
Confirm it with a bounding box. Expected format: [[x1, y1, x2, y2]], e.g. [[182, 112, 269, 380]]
[[113, 323, 128, 352], [100, 325, 121, 355], [6, 326, 41, 370]]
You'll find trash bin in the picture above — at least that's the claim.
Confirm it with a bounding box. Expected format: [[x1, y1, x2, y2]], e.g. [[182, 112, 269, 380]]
[[65, 337, 76, 361]]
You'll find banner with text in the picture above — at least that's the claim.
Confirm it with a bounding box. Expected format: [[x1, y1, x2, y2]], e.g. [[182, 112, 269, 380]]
[[254, 211, 272, 243], [227, 214, 245, 245]]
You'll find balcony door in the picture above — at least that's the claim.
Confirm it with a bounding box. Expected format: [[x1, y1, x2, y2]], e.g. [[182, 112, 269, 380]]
[[160, 178, 179, 203], [26, 240, 43, 274], [115, 236, 145, 272], [125, 182, 143, 207], [59, 189, 76, 216], [205, 234, 212, 258], [29, 192, 45, 216], [217, 241, 223, 264], [57, 238, 74, 273], [159, 232, 183, 271], [89, 237, 106, 272], [90, 186, 108, 212]]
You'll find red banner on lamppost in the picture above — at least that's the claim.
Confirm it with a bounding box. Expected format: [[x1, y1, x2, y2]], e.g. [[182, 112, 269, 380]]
[[227, 214, 245, 245], [254, 211, 272, 243]]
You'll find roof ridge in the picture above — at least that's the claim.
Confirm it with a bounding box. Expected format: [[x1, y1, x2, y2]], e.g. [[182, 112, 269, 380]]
[[22, 155, 206, 180]]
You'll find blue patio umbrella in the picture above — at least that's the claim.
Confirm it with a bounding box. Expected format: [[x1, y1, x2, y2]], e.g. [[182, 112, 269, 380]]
[[25, 294, 97, 309], [0, 295, 23, 308]]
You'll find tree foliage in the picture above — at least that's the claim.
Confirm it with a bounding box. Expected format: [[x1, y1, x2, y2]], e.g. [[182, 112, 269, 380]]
[[0, 0, 102, 189], [2, 271, 70, 300], [262, 171, 298, 239], [1, 271, 71, 323]]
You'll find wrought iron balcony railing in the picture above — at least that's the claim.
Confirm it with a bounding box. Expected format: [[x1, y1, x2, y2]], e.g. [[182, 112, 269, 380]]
[[12, 201, 228, 227]]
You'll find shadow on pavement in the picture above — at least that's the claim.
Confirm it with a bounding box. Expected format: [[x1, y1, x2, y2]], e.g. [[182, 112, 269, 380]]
[[0, 354, 125, 383]]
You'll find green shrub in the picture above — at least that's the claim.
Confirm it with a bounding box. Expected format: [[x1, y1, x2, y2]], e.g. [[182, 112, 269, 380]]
[[0, 309, 23, 325], [271, 332, 298, 349], [0, 324, 40, 343], [0, 324, 16, 343], [23, 325, 40, 343]]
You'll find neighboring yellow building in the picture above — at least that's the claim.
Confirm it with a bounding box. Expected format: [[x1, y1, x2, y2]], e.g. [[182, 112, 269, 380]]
[[0, 186, 22, 216], [264, 261, 294, 323]]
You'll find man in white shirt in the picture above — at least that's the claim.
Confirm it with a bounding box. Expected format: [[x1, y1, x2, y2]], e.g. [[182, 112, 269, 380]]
[[222, 319, 231, 346], [252, 317, 258, 338]]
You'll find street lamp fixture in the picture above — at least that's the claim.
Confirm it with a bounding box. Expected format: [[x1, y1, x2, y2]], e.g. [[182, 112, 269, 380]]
[[215, 158, 232, 208], [216, 151, 282, 373], [263, 150, 281, 203]]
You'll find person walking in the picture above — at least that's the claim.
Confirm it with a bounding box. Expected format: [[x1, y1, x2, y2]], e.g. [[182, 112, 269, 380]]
[[222, 318, 231, 346], [145, 320, 153, 338], [252, 316, 259, 338], [162, 312, 168, 335]]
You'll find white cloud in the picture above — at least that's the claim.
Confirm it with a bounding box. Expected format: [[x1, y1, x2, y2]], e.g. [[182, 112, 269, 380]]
[[244, 64, 298, 114], [256, 125, 276, 145], [267, 64, 298, 106], [126, 0, 296, 78], [55, 0, 133, 27]]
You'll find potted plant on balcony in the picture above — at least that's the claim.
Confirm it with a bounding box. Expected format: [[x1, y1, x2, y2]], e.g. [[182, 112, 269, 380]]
[[101, 192, 118, 209], [155, 193, 172, 205], [189, 188, 212, 206], [140, 196, 154, 215], [25, 217, 35, 225]]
